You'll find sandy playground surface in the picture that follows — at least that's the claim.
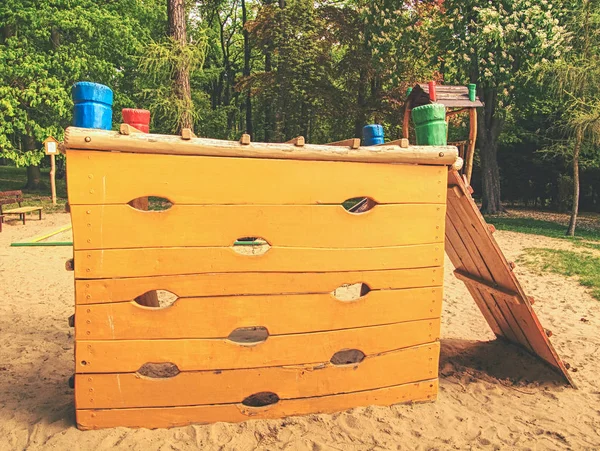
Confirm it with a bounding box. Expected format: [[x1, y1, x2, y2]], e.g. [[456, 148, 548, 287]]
[[0, 212, 599, 450]]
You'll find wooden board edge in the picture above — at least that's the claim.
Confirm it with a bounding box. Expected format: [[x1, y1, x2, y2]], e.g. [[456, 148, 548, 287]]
[[76, 378, 439, 429]]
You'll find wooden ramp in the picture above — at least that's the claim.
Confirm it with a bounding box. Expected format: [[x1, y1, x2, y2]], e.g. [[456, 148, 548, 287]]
[[445, 170, 574, 386]]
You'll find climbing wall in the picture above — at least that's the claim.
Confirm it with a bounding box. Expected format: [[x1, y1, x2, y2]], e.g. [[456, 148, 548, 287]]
[[65, 127, 454, 429], [445, 169, 574, 386]]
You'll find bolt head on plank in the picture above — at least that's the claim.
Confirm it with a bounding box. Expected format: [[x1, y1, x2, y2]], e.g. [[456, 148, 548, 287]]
[[68, 314, 75, 327], [65, 258, 74, 271], [488, 224, 496, 234]]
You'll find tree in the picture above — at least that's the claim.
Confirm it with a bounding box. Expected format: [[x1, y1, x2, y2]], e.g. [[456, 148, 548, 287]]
[[542, 0, 600, 235], [437, 0, 568, 213], [0, 0, 164, 188]]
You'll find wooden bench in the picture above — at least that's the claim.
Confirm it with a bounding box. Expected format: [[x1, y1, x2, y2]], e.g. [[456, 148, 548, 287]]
[[0, 190, 43, 225]]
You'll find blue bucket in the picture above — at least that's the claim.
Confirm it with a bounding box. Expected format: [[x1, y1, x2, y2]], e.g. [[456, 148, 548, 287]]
[[72, 82, 113, 130], [362, 124, 384, 146]]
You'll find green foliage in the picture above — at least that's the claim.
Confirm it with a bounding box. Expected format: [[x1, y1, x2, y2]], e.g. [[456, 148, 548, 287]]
[[0, 0, 165, 167]]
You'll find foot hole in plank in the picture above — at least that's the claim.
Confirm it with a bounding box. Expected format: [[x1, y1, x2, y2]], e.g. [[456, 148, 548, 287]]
[[134, 290, 178, 308], [232, 237, 271, 255], [228, 326, 269, 345], [332, 283, 371, 301], [242, 391, 280, 407], [128, 196, 173, 211], [137, 362, 180, 378], [330, 349, 366, 365], [342, 197, 377, 214]]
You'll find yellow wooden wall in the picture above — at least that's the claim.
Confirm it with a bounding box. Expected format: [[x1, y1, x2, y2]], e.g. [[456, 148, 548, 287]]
[[66, 149, 447, 429]]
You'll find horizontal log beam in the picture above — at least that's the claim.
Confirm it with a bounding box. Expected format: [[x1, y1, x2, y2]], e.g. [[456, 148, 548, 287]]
[[64, 127, 458, 166]]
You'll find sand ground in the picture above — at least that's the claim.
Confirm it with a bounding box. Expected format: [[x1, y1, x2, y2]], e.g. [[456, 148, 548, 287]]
[[0, 213, 598, 450]]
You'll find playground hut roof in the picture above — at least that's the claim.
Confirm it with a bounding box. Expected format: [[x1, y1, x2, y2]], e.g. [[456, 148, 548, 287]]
[[407, 83, 484, 109]]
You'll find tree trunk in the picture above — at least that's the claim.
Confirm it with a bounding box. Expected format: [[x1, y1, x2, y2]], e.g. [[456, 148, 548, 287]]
[[354, 67, 367, 138], [25, 165, 42, 190], [567, 130, 582, 236], [478, 89, 505, 214], [167, 0, 193, 132], [242, 0, 253, 136]]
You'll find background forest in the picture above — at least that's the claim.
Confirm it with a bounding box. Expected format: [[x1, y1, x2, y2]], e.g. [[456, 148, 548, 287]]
[[1, 0, 599, 230]]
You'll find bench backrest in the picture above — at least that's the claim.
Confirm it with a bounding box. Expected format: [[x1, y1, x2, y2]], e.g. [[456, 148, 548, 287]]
[[0, 190, 23, 206]]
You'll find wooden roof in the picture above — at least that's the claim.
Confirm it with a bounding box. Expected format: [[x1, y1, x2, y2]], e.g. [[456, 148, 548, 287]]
[[408, 84, 484, 109]]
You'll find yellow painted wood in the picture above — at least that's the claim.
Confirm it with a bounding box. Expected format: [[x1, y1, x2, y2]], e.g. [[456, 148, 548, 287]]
[[75, 320, 441, 373], [70, 204, 446, 250], [75, 287, 442, 339], [66, 150, 447, 205], [75, 342, 439, 408], [74, 244, 444, 279], [76, 379, 438, 429], [75, 267, 443, 304]]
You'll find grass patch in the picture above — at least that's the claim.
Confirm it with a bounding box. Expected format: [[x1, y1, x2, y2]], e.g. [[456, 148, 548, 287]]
[[0, 165, 67, 213], [485, 216, 600, 241], [520, 248, 600, 300]]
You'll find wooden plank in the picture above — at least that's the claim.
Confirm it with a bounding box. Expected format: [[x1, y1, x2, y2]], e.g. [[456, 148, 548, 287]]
[[75, 267, 443, 304], [75, 287, 443, 339], [445, 207, 519, 342], [70, 204, 446, 250], [444, 232, 503, 337], [447, 188, 536, 352], [64, 127, 458, 165], [75, 320, 441, 373], [446, 170, 573, 385], [454, 270, 522, 305], [65, 151, 447, 205], [74, 342, 440, 408], [76, 379, 438, 429], [73, 244, 444, 279]]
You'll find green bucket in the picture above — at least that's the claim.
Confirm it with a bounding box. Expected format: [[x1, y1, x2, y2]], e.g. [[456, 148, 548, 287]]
[[411, 104, 447, 146]]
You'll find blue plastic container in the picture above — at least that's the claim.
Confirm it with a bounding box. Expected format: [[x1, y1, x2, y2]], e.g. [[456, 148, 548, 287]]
[[72, 82, 113, 130], [362, 124, 384, 146]]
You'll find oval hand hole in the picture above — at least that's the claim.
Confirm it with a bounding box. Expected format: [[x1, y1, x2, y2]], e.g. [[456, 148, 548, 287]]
[[242, 391, 280, 407], [134, 290, 179, 308], [137, 362, 180, 378], [330, 349, 365, 365], [343, 197, 377, 214], [332, 283, 371, 301], [228, 326, 269, 344], [128, 196, 173, 211], [232, 237, 271, 256]]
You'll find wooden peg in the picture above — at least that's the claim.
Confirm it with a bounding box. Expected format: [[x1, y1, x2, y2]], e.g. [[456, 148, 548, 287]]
[[240, 134, 251, 145], [452, 157, 464, 171], [181, 128, 196, 140], [488, 224, 496, 234], [285, 136, 305, 147], [508, 261, 516, 270], [545, 329, 553, 337], [68, 314, 75, 327], [375, 138, 409, 148], [119, 123, 143, 135], [65, 258, 74, 271], [324, 138, 360, 149], [528, 296, 535, 305]]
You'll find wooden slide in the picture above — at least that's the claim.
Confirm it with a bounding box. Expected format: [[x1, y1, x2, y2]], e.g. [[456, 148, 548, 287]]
[[445, 170, 574, 386]]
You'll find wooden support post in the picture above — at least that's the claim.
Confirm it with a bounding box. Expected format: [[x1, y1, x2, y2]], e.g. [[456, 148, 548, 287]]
[[50, 154, 57, 205], [464, 108, 477, 184], [403, 100, 411, 142], [240, 134, 251, 145]]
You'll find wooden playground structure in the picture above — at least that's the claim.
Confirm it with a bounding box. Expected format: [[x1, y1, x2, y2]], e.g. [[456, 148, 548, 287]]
[[63, 123, 572, 430]]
